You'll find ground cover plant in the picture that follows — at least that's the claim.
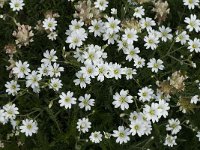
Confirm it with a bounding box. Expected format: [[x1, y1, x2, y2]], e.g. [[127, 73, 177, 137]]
[[0, 0, 200, 149]]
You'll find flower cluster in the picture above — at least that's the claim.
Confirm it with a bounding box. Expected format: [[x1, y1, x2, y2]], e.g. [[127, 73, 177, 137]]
[[1, 0, 200, 149]]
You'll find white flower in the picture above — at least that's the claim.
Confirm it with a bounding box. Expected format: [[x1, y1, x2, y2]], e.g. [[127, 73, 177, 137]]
[[122, 28, 138, 44], [38, 63, 50, 76], [188, 38, 200, 53], [164, 134, 177, 147], [111, 8, 117, 15], [48, 63, 64, 77], [134, 56, 145, 68], [96, 62, 109, 82], [143, 120, 152, 136], [43, 17, 57, 31], [19, 119, 38, 136], [89, 19, 104, 37], [69, 19, 84, 31], [41, 49, 58, 65], [144, 34, 159, 50], [66, 32, 82, 49], [148, 29, 161, 38], [109, 63, 123, 80], [112, 89, 133, 110], [103, 31, 119, 44], [117, 40, 129, 51], [5, 80, 20, 96], [3, 103, 19, 120], [49, 78, 63, 91], [166, 118, 182, 135], [82, 45, 102, 65], [112, 126, 130, 144], [190, 95, 199, 104], [78, 94, 95, 111], [0, 109, 6, 124], [77, 118, 91, 133], [74, 71, 91, 88], [124, 45, 140, 61], [196, 131, 200, 141], [138, 87, 154, 102], [129, 120, 145, 137], [48, 32, 58, 41], [124, 67, 137, 80], [183, 0, 199, 9], [26, 71, 42, 89], [94, 0, 108, 11], [74, 48, 84, 63], [175, 31, 189, 45], [143, 103, 160, 123], [147, 58, 164, 73], [89, 131, 103, 143], [159, 26, 173, 42], [32, 85, 40, 94], [66, 29, 87, 49], [9, 0, 24, 11], [129, 111, 143, 122], [105, 17, 120, 34], [104, 132, 112, 139], [140, 17, 156, 31], [155, 90, 171, 102], [157, 100, 170, 118], [10, 119, 18, 129], [184, 14, 200, 32], [13, 60, 31, 78], [133, 6, 145, 18], [59, 91, 76, 109], [81, 65, 98, 78]]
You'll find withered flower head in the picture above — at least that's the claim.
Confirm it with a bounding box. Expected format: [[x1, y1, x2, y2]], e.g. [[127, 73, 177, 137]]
[[4, 44, 16, 55], [121, 18, 141, 32], [158, 80, 172, 95], [44, 10, 60, 19], [74, 0, 101, 25], [35, 20, 44, 31], [12, 24, 34, 48], [0, 0, 7, 8], [170, 71, 187, 92], [152, 0, 170, 24], [158, 71, 187, 95], [6, 58, 16, 78], [178, 97, 196, 113], [4, 44, 16, 78]]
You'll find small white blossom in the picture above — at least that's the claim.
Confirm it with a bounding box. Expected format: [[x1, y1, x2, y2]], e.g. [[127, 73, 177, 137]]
[[13, 60, 31, 78], [147, 58, 164, 73], [43, 17, 57, 31], [164, 134, 177, 147], [166, 118, 182, 135], [20, 119, 38, 137], [78, 94, 95, 111], [112, 89, 133, 110], [89, 131, 103, 143], [190, 95, 200, 104], [59, 91, 76, 109], [5, 80, 20, 96], [94, 0, 108, 11], [184, 14, 200, 32], [112, 126, 130, 144], [77, 118, 91, 133], [9, 0, 24, 11], [183, 0, 199, 9]]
